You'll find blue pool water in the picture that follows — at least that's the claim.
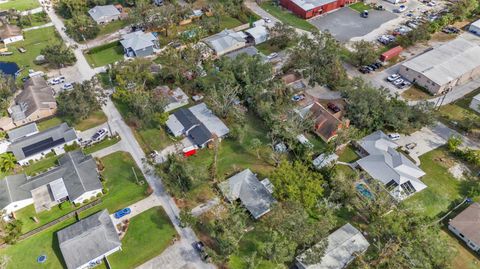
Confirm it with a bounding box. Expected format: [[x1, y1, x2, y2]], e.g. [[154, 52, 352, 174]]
[[0, 61, 20, 76], [356, 183, 374, 200]]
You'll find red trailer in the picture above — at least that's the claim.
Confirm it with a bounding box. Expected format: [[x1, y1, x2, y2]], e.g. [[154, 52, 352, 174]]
[[380, 46, 403, 62], [183, 146, 197, 157]]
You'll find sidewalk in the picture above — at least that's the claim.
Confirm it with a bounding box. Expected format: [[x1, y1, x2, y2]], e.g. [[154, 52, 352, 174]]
[[23, 22, 54, 31]]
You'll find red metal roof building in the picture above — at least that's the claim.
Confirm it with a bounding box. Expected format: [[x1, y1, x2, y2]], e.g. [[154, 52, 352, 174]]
[[280, 0, 357, 19], [380, 46, 403, 62]]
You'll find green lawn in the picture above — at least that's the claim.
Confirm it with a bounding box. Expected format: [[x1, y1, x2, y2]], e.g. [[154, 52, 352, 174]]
[[0, 26, 60, 77], [37, 110, 108, 132], [85, 42, 124, 68], [14, 202, 76, 233], [259, 2, 317, 32], [0, 0, 40, 11], [134, 127, 175, 153], [21, 154, 59, 176], [403, 148, 478, 218], [337, 145, 360, 163], [98, 20, 129, 36], [401, 85, 433, 101], [109, 207, 177, 269], [83, 136, 121, 155], [438, 88, 480, 133], [349, 2, 371, 12], [79, 151, 148, 218], [219, 15, 244, 29]]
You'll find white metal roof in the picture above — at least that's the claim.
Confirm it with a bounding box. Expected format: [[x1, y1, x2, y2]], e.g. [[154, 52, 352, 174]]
[[49, 178, 68, 201], [290, 0, 337, 11], [401, 38, 480, 86]]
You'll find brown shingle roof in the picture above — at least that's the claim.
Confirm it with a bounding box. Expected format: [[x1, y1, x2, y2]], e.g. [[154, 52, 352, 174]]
[[310, 102, 343, 142], [14, 77, 56, 120], [0, 24, 21, 39], [450, 203, 480, 246]]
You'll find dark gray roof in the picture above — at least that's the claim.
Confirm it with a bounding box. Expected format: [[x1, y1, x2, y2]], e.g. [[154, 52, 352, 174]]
[[7, 123, 38, 142], [219, 169, 275, 219], [58, 209, 121, 269], [0, 150, 101, 209], [173, 108, 200, 130], [7, 123, 77, 160], [188, 123, 212, 147], [225, 47, 259, 60]]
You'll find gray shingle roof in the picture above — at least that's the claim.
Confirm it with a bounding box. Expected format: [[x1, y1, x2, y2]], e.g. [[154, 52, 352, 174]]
[[120, 31, 157, 51], [7, 123, 77, 160], [173, 108, 200, 131], [225, 46, 259, 60], [219, 169, 275, 219], [296, 223, 369, 269], [0, 150, 101, 209], [188, 123, 212, 147], [203, 30, 246, 55], [58, 209, 121, 269], [7, 123, 38, 142], [88, 5, 120, 22], [12, 77, 56, 122]]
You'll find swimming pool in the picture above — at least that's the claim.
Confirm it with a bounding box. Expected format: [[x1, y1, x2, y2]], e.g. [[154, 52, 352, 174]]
[[356, 183, 374, 200], [0, 61, 20, 76]]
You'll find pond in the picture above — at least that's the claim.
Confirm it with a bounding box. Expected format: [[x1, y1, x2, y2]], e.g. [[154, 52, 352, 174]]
[[0, 61, 20, 76]]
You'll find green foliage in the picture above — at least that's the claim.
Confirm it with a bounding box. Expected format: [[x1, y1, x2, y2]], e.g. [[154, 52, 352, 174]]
[[179, 209, 197, 227], [451, 0, 478, 20], [0, 153, 16, 173], [341, 77, 434, 133], [0, 73, 17, 117], [270, 160, 324, 209], [158, 154, 193, 196], [447, 135, 462, 151], [396, 23, 431, 48], [41, 43, 77, 68], [269, 22, 298, 50], [64, 13, 99, 41], [351, 40, 378, 66], [57, 80, 102, 124], [55, 0, 87, 19], [0, 217, 23, 245]]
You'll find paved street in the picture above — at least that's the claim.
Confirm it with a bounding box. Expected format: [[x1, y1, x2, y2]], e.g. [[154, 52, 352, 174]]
[[39, 2, 215, 267]]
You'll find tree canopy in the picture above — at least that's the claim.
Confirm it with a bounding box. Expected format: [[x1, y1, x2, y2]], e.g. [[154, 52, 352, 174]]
[[41, 43, 77, 68], [57, 80, 103, 123]]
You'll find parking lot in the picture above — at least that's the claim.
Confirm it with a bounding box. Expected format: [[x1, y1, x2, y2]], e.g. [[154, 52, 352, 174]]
[[309, 8, 398, 42]]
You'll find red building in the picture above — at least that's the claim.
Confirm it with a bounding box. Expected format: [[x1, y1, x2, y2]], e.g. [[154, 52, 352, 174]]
[[280, 0, 357, 19]]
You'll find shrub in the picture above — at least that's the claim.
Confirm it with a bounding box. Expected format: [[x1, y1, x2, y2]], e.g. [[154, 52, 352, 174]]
[[102, 188, 109, 194]]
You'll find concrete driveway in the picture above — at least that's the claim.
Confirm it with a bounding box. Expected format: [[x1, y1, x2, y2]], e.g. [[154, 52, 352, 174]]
[[309, 8, 398, 42]]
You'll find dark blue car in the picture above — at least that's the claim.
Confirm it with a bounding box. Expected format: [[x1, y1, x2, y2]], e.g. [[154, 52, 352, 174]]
[[114, 208, 131, 219]]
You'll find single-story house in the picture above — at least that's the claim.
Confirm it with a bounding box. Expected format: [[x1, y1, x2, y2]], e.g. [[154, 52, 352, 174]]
[[6, 123, 38, 142], [313, 153, 338, 169], [120, 31, 159, 57], [165, 103, 229, 148], [469, 19, 480, 36], [399, 37, 480, 95], [88, 5, 121, 24], [0, 24, 23, 44], [7, 123, 78, 165], [6, 76, 57, 130], [57, 209, 121, 269], [280, 0, 357, 19], [298, 101, 348, 142], [355, 131, 426, 201], [219, 169, 276, 219], [154, 86, 189, 113], [469, 93, 480, 113], [202, 29, 247, 56], [244, 25, 269, 45], [225, 46, 259, 60], [296, 223, 369, 269], [448, 202, 480, 252], [0, 150, 101, 214]]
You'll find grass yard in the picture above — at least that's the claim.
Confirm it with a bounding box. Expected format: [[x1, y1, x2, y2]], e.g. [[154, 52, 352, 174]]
[[134, 127, 175, 153], [403, 148, 478, 218], [0, 0, 40, 11], [37, 110, 108, 132], [0, 217, 76, 269], [1, 26, 60, 77], [349, 2, 371, 12], [259, 2, 317, 32], [438, 88, 480, 134], [83, 136, 121, 155], [256, 40, 280, 55], [443, 229, 480, 269], [401, 85, 433, 101], [85, 41, 124, 68], [14, 202, 76, 233], [108, 207, 177, 269], [98, 20, 129, 36], [337, 145, 360, 163], [21, 154, 59, 176], [218, 15, 244, 29], [79, 151, 148, 218]]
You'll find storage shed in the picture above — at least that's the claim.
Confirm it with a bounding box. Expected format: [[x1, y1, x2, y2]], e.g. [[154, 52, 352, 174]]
[[380, 46, 403, 62]]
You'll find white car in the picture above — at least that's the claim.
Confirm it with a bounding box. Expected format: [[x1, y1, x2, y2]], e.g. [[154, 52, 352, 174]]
[[427, 1, 436, 6], [91, 128, 108, 142], [61, 83, 74, 91], [395, 5, 407, 13], [393, 78, 404, 86], [267, 52, 278, 59], [388, 133, 401, 140], [387, 74, 400, 82], [48, 76, 65, 85], [263, 17, 272, 23]]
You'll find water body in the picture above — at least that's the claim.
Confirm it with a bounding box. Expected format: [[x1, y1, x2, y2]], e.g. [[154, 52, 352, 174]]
[[0, 61, 20, 76]]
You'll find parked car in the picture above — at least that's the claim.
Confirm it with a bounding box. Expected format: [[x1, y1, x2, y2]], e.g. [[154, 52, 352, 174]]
[[359, 66, 371, 74], [48, 76, 65, 85], [395, 5, 407, 13], [393, 78, 404, 86], [263, 17, 271, 23], [442, 26, 460, 34], [61, 83, 74, 91], [267, 52, 278, 60], [427, 1, 436, 6], [387, 74, 401, 82], [114, 208, 131, 219], [92, 128, 108, 142], [361, 10, 369, 18], [406, 142, 417, 149], [398, 81, 411, 89], [193, 241, 210, 261], [388, 133, 401, 140], [327, 102, 341, 113]]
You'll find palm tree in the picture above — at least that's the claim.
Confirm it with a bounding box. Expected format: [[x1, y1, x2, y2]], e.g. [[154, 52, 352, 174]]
[[0, 153, 16, 173]]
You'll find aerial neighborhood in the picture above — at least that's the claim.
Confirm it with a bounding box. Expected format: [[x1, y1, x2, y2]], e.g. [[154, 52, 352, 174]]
[[0, 0, 479, 268]]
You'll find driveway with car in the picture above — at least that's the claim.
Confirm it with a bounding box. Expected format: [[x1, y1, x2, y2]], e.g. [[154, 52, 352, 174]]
[[309, 8, 398, 42]]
